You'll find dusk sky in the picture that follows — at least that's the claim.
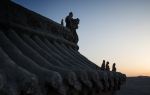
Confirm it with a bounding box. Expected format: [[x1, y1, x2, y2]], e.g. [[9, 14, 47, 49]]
[[13, 0, 150, 76]]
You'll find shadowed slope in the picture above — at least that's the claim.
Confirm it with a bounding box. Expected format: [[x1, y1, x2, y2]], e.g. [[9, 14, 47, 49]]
[[0, 0, 126, 95]]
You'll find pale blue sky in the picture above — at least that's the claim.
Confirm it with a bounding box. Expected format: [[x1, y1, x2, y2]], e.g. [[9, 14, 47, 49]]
[[13, 0, 150, 76]]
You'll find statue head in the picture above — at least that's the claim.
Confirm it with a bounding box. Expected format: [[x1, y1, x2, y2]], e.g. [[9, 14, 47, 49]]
[[113, 63, 116, 66], [69, 12, 73, 18], [102, 60, 105, 63], [106, 61, 109, 65]]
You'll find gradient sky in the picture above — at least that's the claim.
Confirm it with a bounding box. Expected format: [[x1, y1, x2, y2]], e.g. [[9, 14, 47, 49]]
[[13, 0, 150, 76]]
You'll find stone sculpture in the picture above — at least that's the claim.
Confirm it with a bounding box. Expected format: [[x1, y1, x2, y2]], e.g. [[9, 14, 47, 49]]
[[61, 19, 64, 26], [101, 60, 106, 70], [65, 12, 79, 44], [65, 12, 73, 29], [112, 63, 116, 72], [106, 61, 110, 71]]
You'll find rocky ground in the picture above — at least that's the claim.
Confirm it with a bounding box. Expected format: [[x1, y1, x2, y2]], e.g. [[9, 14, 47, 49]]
[[116, 76, 150, 95]]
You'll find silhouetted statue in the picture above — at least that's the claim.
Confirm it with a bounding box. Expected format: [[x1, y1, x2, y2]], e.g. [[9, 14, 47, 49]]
[[112, 63, 116, 72], [106, 61, 110, 71], [101, 60, 105, 70], [61, 19, 64, 26], [65, 12, 73, 29], [65, 12, 79, 44]]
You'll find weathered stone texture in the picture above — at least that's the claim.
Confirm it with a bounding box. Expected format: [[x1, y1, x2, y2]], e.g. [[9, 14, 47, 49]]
[[0, 1, 126, 95]]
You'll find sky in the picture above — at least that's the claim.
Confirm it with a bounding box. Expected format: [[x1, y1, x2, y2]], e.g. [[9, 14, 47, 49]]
[[13, 0, 150, 77]]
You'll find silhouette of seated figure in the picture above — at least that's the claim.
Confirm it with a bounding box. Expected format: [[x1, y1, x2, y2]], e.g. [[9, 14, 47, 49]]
[[106, 61, 110, 71], [112, 63, 116, 72], [65, 12, 73, 29], [101, 60, 105, 70], [65, 12, 79, 44], [61, 19, 64, 26]]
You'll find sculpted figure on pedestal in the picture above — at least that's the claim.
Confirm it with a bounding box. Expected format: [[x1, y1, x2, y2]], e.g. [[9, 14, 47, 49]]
[[106, 61, 110, 71], [65, 12, 79, 44], [112, 63, 116, 72]]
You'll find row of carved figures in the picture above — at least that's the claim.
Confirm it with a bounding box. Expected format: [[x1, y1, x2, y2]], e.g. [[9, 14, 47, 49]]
[[100, 60, 116, 72]]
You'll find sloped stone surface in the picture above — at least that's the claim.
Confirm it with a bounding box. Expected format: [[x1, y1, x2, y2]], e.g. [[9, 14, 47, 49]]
[[0, 0, 126, 95]]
